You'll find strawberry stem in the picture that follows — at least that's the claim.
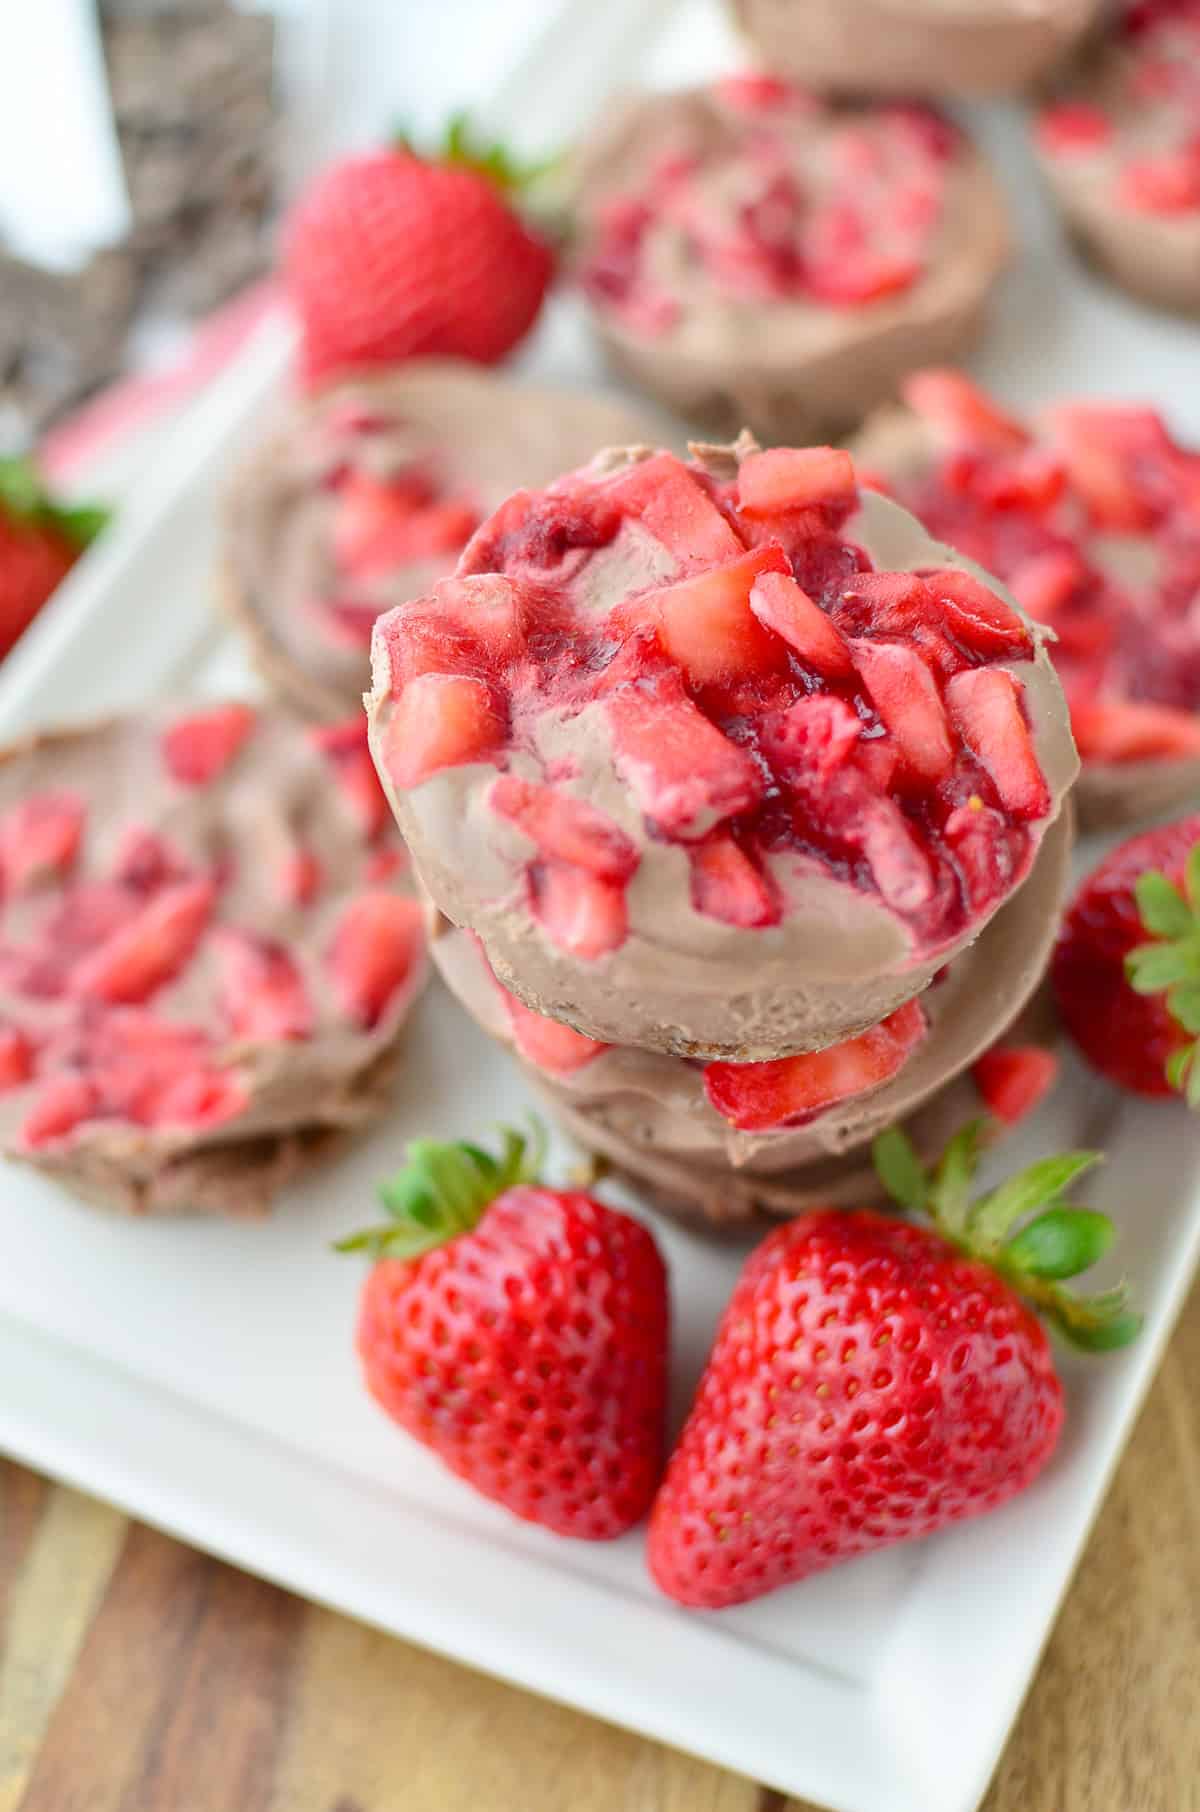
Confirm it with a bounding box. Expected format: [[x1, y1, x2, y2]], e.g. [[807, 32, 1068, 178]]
[[872, 1123, 1141, 1351], [335, 1119, 545, 1261], [389, 112, 559, 198], [1125, 839, 1200, 1101]]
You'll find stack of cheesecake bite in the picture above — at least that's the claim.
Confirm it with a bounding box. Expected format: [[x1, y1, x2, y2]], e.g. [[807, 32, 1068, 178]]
[[366, 435, 1078, 1227]]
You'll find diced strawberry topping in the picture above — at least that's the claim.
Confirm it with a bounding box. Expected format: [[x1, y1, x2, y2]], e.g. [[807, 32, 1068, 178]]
[[689, 833, 780, 928], [604, 671, 763, 837], [280, 846, 323, 906], [603, 453, 743, 566], [902, 370, 1028, 451], [737, 447, 857, 518], [1118, 150, 1200, 215], [972, 1044, 1059, 1125], [0, 1026, 33, 1090], [1036, 103, 1113, 157], [748, 571, 855, 677], [214, 928, 313, 1042], [326, 891, 424, 1028], [945, 669, 1051, 820], [365, 845, 408, 884], [920, 570, 1032, 659], [162, 704, 256, 787], [378, 674, 505, 789], [502, 988, 610, 1074], [332, 470, 480, 577], [624, 546, 790, 685], [704, 999, 927, 1131], [490, 776, 638, 882], [310, 717, 389, 841], [529, 862, 627, 960], [20, 1075, 100, 1148], [1071, 696, 1200, 762], [0, 792, 85, 892], [72, 878, 217, 1005], [849, 638, 954, 784]]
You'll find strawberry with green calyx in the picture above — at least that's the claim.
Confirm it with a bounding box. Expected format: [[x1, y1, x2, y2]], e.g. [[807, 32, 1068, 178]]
[[646, 1121, 1138, 1610], [0, 457, 108, 660], [283, 117, 555, 388], [1052, 813, 1200, 1102], [339, 1122, 669, 1540]]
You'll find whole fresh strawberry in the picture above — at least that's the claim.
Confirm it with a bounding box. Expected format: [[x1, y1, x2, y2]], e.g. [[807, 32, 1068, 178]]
[[283, 116, 555, 387], [648, 1122, 1138, 1608], [340, 1123, 668, 1538], [0, 458, 107, 659], [1052, 813, 1200, 1100]]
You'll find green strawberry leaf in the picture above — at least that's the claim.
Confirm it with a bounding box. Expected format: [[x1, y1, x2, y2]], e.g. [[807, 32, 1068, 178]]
[[1134, 871, 1193, 939], [1125, 940, 1200, 994], [1166, 983, 1200, 1036], [1186, 845, 1200, 910], [1058, 1306, 1144, 1352], [1166, 1044, 1195, 1091], [928, 1118, 988, 1239], [1047, 1280, 1143, 1352], [871, 1126, 927, 1213], [1188, 1052, 1200, 1110], [1004, 1207, 1113, 1281], [341, 1123, 543, 1260], [968, 1151, 1101, 1250]]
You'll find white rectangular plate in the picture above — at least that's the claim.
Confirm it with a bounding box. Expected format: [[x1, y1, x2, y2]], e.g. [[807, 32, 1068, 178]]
[[5, 8, 1200, 1811]]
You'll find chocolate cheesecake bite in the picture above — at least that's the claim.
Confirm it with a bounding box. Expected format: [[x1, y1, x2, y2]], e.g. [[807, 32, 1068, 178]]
[[368, 438, 1076, 1060], [0, 706, 426, 1216], [428, 799, 1070, 1180], [1036, 2, 1200, 314], [571, 80, 1010, 440], [855, 371, 1200, 825], [731, 0, 1101, 99], [223, 362, 662, 721]]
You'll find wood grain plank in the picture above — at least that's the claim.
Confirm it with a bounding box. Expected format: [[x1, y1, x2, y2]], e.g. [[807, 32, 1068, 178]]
[[269, 1605, 759, 1812], [13, 1520, 303, 1812], [0, 1479, 126, 1812]]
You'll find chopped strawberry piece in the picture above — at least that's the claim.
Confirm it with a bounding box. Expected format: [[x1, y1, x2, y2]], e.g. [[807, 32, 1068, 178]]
[[529, 861, 627, 959], [737, 447, 857, 518], [854, 732, 900, 793], [0, 792, 85, 891], [802, 249, 921, 306], [20, 1075, 100, 1147], [310, 718, 388, 841], [214, 928, 313, 1042], [762, 693, 862, 785], [365, 845, 408, 883], [604, 453, 743, 566], [502, 988, 610, 1075], [146, 1068, 248, 1130], [333, 470, 478, 576], [1036, 103, 1112, 157], [689, 834, 779, 928], [604, 671, 762, 836], [834, 569, 931, 637], [901, 370, 1028, 451], [1118, 151, 1200, 216], [280, 847, 322, 906], [922, 569, 1031, 657], [849, 638, 954, 783], [973, 1045, 1059, 1125], [748, 571, 855, 677], [327, 891, 424, 1028], [1071, 697, 1200, 763], [0, 1026, 33, 1090], [378, 674, 505, 789], [490, 776, 639, 882], [626, 545, 790, 685], [945, 668, 1050, 820], [857, 793, 936, 912], [704, 999, 927, 1131], [162, 704, 256, 787], [72, 878, 216, 1005], [1008, 550, 1087, 622], [943, 800, 1015, 912], [1040, 408, 1155, 530], [112, 827, 182, 892], [314, 599, 380, 649]]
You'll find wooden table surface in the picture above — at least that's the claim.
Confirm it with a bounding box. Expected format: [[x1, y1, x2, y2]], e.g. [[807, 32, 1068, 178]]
[[2, 1278, 1198, 1812]]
